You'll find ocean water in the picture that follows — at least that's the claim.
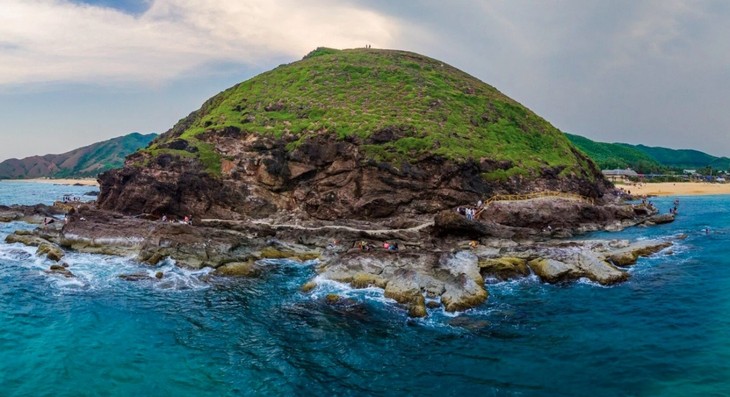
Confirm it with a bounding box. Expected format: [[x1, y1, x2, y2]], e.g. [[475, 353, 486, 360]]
[[1, 183, 729, 396]]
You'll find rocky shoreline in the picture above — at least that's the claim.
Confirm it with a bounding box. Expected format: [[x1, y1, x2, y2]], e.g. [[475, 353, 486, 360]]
[[1, 195, 675, 317]]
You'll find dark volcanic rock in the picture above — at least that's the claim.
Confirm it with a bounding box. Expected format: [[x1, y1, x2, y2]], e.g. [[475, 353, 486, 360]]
[[485, 198, 639, 232]]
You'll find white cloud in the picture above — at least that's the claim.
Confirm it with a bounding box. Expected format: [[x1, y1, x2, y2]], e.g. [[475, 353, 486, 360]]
[[0, 0, 398, 85]]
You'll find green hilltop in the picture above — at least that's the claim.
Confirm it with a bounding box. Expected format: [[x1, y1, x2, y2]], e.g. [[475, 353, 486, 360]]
[[147, 48, 597, 182]]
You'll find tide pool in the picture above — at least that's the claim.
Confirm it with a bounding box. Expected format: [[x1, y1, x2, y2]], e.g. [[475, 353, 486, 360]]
[[0, 185, 728, 396]]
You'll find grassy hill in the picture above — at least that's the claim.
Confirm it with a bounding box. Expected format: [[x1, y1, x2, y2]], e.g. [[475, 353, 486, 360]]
[[566, 133, 730, 173], [0, 132, 157, 179], [147, 47, 597, 182], [632, 145, 730, 170], [565, 133, 664, 173]]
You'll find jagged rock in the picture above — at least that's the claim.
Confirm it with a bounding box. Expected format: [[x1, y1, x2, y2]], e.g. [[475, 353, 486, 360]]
[[325, 294, 341, 304], [605, 240, 672, 266], [440, 275, 488, 312], [257, 246, 320, 261], [644, 213, 675, 225], [447, 316, 491, 331], [47, 264, 74, 278], [433, 211, 490, 238], [478, 257, 530, 281], [383, 269, 427, 318], [300, 280, 317, 293], [37, 242, 64, 262], [425, 300, 441, 309], [215, 260, 261, 277], [527, 258, 582, 283], [567, 252, 628, 285], [0, 211, 22, 222], [0, 204, 63, 223], [5, 232, 50, 247], [438, 251, 483, 286], [119, 273, 154, 282], [487, 199, 638, 232], [350, 272, 388, 289]]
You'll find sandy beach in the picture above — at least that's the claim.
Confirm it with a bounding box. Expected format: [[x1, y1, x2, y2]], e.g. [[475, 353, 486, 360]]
[[0, 178, 99, 186], [616, 182, 730, 196]]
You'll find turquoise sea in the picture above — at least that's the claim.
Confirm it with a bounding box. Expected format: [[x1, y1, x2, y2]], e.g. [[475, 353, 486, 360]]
[[1, 182, 729, 396]]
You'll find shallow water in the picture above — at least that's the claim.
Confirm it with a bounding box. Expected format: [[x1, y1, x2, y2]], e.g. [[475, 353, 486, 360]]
[[1, 185, 728, 396]]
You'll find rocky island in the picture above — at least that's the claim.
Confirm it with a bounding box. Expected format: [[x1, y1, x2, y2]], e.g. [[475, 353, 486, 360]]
[[3, 48, 674, 317]]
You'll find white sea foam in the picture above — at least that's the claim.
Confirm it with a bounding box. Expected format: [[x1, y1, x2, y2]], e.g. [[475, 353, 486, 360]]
[[257, 258, 318, 267], [576, 277, 612, 288]]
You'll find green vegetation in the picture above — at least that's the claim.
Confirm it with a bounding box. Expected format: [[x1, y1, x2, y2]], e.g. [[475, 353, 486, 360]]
[[632, 144, 730, 170], [149, 48, 593, 178], [565, 133, 664, 173], [566, 133, 730, 174], [0, 132, 157, 179]]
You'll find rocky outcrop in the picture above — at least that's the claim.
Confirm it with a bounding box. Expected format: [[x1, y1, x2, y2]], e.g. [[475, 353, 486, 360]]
[[479, 257, 530, 281], [5, 197, 676, 318], [527, 252, 628, 285], [527, 258, 582, 283], [312, 237, 674, 316], [604, 240, 672, 266], [643, 213, 675, 225], [47, 263, 74, 278], [484, 198, 645, 232], [214, 260, 262, 277], [5, 231, 50, 247], [0, 204, 65, 224], [316, 250, 488, 317], [37, 242, 64, 262]]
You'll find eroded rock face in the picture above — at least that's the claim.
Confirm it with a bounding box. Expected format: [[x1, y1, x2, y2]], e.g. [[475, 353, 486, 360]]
[[485, 199, 638, 231], [479, 257, 530, 281], [527, 258, 582, 283], [214, 260, 262, 277], [604, 240, 672, 266], [317, 249, 488, 317], [37, 242, 64, 262], [98, 131, 611, 222]]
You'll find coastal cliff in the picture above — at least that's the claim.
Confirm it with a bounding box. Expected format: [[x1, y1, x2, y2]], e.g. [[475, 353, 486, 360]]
[[97, 48, 610, 220]]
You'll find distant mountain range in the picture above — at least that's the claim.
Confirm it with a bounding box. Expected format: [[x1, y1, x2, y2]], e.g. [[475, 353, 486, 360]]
[[565, 133, 730, 173], [0, 132, 157, 179]]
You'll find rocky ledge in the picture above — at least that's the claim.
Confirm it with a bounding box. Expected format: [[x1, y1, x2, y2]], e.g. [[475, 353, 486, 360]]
[[2, 195, 677, 317], [311, 237, 673, 317]]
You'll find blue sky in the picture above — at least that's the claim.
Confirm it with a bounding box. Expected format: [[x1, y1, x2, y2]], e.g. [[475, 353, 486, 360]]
[[1, 0, 730, 161], [73, 0, 151, 14]]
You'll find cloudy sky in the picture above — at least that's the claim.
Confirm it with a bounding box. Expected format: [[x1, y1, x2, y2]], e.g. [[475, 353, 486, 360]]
[[1, 0, 729, 161]]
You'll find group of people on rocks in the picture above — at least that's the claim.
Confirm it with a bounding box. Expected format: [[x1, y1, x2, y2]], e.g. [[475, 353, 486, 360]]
[[669, 198, 680, 214], [456, 200, 484, 221], [160, 214, 193, 225], [62, 195, 81, 203], [354, 240, 399, 252], [456, 206, 477, 220]]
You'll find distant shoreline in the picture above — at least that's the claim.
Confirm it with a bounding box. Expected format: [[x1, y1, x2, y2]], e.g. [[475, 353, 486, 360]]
[[1, 178, 99, 187], [616, 182, 730, 196]]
